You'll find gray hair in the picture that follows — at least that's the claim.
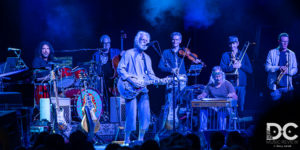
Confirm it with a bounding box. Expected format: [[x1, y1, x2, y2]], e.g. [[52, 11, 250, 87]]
[[134, 31, 150, 48], [170, 32, 182, 40], [99, 34, 111, 43], [208, 66, 226, 85]]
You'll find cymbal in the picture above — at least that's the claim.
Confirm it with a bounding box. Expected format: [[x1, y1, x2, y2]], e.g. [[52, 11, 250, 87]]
[[78, 60, 97, 65], [48, 60, 63, 64], [33, 67, 50, 70]]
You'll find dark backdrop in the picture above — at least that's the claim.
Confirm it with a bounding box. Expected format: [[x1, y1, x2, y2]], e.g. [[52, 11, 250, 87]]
[[1, 0, 299, 114]]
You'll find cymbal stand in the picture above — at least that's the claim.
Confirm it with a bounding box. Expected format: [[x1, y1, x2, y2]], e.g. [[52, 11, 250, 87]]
[[92, 51, 110, 121]]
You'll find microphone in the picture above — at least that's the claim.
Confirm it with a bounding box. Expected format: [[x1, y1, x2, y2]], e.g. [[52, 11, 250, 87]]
[[146, 41, 157, 46], [8, 47, 21, 51], [248, 42, 256, 45]]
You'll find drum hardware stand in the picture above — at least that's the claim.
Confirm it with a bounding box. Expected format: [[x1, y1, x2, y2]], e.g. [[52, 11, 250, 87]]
[[92, 51, 110, 122], [172, 72, 179, 133]]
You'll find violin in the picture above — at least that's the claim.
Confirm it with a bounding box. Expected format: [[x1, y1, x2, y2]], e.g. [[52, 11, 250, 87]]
[[178, 47, 205, 66]]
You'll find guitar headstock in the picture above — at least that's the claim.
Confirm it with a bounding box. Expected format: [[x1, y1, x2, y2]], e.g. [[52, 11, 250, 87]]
[[51, 70, 56, 80]]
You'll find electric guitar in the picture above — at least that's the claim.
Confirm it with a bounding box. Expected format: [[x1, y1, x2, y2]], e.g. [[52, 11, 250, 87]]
[[51, 70, 67, 131], [81, 80, 101, 133], [117, 76, 171, 99]]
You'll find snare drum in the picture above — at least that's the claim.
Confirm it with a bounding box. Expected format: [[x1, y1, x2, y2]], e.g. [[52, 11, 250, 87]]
[[73, 68, 87, 87], [76, 88, 103, 119], [56, 66, 74, 88], [34, 83, 50, 106]]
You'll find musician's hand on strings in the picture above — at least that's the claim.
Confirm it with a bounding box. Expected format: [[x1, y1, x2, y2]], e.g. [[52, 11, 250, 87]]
[[227, 92, 238, 100], [197, 93, 207, 99], [128, 76, 143, 88]]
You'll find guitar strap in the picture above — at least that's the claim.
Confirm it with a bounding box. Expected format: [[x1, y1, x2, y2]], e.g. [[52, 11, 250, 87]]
[[142, 53, 148, 75]]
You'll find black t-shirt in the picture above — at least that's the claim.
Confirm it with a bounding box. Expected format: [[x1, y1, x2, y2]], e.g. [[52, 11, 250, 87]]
[[204, 80, 236, 98], [32, 57, 51, 79]]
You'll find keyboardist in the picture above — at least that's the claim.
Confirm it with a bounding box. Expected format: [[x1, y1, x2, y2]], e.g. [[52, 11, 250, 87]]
[[197, 66, 238, 130]]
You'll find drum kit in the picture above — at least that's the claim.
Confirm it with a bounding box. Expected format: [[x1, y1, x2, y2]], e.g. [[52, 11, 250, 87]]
[[33, 61, 103, 121]]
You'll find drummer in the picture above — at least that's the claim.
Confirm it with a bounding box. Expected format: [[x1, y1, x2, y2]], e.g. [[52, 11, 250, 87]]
[[32, 41, 55, 82], [32, 41, 55, 113]]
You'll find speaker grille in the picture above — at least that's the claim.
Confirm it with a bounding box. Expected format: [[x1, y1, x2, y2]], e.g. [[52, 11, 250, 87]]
[[50, 98, 71, 123]]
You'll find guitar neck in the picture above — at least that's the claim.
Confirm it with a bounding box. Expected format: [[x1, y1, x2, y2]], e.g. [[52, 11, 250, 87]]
[[145, 77, 170, 86], [51, 71, 60, 109], [83, 81, 93, 109], [145, 80, 158, 86]]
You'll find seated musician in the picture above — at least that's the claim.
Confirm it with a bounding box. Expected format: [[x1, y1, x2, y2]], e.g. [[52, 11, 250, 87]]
[[197, 66, 238, 130], [32, 41, 55, 82], [32, 41, 55, 115]]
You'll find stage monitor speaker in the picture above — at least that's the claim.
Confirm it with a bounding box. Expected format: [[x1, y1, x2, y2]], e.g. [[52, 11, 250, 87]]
[[0, 92, 22, 109], [40, 97, 71, 123], [0, 111, 21, 149], [110, 97, 126, 123]]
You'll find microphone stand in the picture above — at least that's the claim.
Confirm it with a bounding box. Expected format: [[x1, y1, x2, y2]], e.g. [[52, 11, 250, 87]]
[[287, 50, 290, 97], [172, 71, 178, 133], [95, 49, 110, 121], [150, 43, 176, 133], [151, 42, 181, 133]]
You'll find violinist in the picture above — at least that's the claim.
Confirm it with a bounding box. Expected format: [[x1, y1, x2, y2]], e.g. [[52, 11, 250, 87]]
[[220, 36, 253, 113], [157, 32, 203, 132]]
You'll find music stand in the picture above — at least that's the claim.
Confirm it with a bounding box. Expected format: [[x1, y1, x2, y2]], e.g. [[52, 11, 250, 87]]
[[187, 64, 203, 76], [2, 57, 18, 73]]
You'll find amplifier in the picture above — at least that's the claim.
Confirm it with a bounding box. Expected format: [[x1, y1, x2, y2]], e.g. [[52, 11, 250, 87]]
[[51, 97, 71, 123], [40, 97, 71, 123], [0, 92, 22, 109], [110, 97, 126, 123], [30, 126, 49, 133]]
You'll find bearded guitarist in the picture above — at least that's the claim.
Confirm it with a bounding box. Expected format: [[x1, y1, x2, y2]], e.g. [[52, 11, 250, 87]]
[[117, 31, 163, 144]]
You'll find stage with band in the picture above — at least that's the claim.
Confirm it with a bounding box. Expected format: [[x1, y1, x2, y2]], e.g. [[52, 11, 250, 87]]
[[1, 1, 300, 149]]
